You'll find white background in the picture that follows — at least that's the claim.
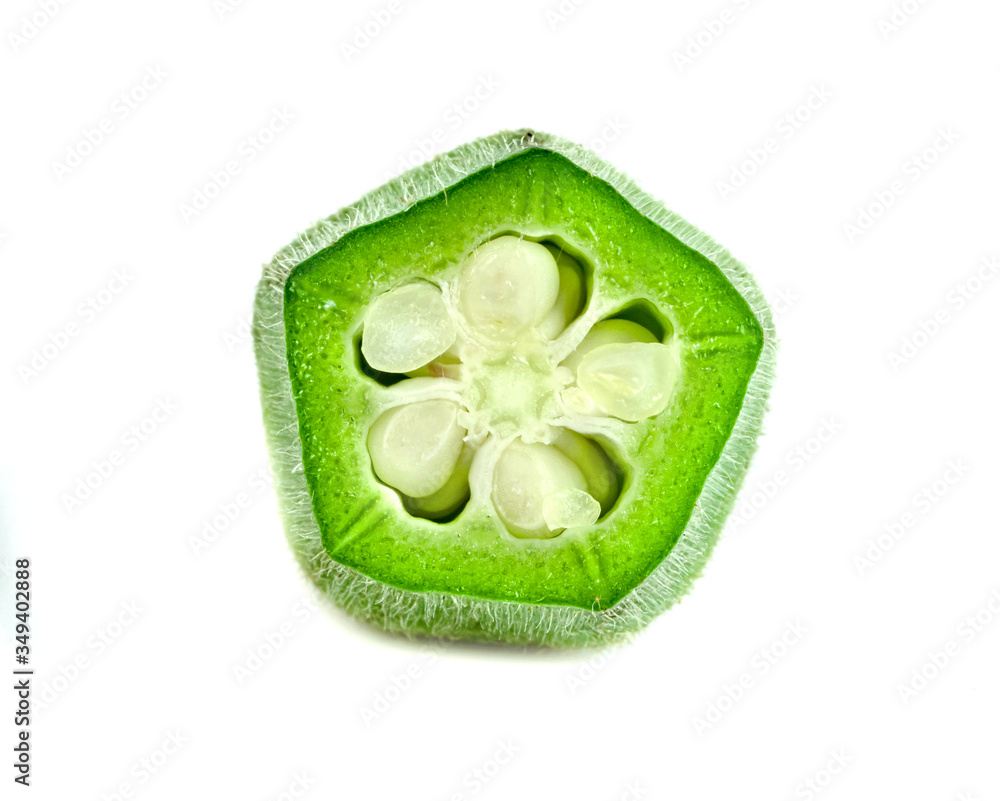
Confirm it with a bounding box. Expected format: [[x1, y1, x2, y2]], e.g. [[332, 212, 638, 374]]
[[2, 0, 999, 799]]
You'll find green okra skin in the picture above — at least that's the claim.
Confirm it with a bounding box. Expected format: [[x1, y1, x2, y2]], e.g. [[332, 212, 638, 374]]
[[254, 129, 775, 646]]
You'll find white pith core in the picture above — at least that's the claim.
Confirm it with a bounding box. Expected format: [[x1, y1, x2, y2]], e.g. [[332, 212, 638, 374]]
[[361, 234, 681, 538]]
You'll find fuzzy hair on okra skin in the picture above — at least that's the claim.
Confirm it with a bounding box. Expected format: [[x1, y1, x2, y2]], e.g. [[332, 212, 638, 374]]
[[253, 129, 775, 647]]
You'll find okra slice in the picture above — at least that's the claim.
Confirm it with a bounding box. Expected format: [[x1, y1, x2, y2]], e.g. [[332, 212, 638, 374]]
[[254, 130, 775, 646]]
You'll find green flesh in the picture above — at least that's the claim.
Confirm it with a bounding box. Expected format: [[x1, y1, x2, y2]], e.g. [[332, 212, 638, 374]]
[[283, 147, 763, 610]]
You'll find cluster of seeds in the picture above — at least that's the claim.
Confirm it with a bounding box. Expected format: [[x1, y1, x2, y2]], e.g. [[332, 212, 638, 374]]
[[360, 236, 679, 538]]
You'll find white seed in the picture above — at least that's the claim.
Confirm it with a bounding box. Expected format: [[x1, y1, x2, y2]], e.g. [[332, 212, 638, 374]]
[[561, 318, 657, 373], [403, 443, 474, 519], [542, 489, 601, 531], [458, 236, 560, 340], [405, 341, 463, 380], [361, 282, 457, 374], [552, 429, 618, 513], [560, 386, 603, 417], [536, 248, 586, 339], [491, 439, 594, 538], [368, 399, 466, 498], [576, 342, 680, 422]]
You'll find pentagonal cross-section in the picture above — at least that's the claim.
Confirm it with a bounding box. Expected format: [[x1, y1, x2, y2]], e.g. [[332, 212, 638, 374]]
[[283, 147, 764, 610]]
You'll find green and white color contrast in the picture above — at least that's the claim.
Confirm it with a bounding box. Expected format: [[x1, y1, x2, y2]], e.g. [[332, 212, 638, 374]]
[[253, 129, 775, 646]]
